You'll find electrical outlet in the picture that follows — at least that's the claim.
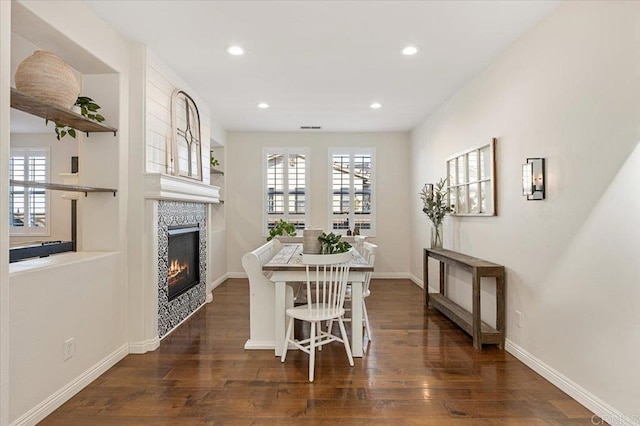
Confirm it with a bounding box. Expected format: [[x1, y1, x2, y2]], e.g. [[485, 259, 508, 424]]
[[515, 310, 522, 328], [63, 337, 75, 361]]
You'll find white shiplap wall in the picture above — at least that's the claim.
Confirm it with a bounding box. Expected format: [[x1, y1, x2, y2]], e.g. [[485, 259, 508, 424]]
[[145, 49, 211, 181]]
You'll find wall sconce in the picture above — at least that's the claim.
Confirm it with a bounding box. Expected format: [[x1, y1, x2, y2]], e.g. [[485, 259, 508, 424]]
[[522, 158, 545, 200]]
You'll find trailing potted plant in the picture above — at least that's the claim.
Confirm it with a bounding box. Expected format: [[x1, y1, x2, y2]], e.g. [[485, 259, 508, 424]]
[[266, 219, 297, 241], [47, 96, 105, 140], [420, 178, 455, 248]]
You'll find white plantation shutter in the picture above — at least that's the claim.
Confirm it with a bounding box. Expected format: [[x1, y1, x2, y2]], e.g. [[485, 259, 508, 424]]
[[264, 148, 309, 235], [10, 148, 50, 235], [329, 148, 375, 236]]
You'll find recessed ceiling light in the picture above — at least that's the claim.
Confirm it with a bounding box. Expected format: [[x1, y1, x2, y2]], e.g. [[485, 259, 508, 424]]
[[257, 102, 270, 109], [402, 46, 418, 56], [227, 45, 244, 56], [370, 102, 382, 109]]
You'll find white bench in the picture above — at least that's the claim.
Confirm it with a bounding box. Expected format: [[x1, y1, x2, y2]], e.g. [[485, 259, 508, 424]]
[[242, 239, 294, 350]]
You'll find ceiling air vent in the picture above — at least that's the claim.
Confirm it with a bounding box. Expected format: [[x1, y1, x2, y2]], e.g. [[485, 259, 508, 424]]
[[300, 126, 322, 130]]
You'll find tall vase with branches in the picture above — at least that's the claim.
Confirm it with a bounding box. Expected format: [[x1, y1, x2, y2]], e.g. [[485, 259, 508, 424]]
[[420, 178, 454, 248]]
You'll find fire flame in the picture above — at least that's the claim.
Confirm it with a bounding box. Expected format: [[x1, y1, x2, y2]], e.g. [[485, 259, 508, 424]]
[[168, 259, 189, 279]]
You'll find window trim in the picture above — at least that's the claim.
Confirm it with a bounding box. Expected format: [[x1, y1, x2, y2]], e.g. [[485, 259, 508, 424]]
[[262, 147, 310, 237], [327, 147, 376, 237], [10, 147, 51, 237]]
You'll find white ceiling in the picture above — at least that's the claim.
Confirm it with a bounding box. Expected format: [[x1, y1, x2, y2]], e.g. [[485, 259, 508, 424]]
[[83, 0, 560, 133]]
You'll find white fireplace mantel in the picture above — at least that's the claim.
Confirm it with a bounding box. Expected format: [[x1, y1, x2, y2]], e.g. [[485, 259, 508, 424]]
[[144, 173, 220, 203]]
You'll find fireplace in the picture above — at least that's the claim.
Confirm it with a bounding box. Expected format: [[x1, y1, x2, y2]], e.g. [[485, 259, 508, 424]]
[[167, 225, 201, 301]]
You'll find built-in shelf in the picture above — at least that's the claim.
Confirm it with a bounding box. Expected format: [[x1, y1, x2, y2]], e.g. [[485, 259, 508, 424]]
[[210, 167, 224, 175], [10, 88, 118, 136], [10, 179, 117, 196]]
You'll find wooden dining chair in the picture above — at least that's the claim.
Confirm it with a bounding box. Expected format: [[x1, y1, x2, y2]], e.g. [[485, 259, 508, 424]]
[[280, 251, 354, 382]]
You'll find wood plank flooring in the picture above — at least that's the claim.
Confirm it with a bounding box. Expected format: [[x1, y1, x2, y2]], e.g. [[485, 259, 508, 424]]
[[41, 279, 600, 425]]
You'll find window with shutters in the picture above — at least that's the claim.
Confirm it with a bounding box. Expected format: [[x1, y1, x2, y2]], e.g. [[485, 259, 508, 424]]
[[9, 148, 50, 236], [264, 148, 309, 235], [329, 148, 375, 236]]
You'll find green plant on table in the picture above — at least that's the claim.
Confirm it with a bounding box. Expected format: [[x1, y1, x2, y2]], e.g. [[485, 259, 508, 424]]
[[420, 178, 455, 225], [47, 96, 105, 140], [210, 155, 220, 167], [267, 219, 297, 241], [318, 232, 352, 254], [420, 177, 455, 247]]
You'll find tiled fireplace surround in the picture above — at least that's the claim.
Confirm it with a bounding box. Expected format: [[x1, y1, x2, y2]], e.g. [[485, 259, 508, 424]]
[[157, 200, 207, 337], [144, 173, 220, 340]]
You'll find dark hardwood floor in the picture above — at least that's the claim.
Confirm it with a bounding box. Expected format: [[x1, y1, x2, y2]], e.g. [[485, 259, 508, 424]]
[[41, 278, 599, 425]]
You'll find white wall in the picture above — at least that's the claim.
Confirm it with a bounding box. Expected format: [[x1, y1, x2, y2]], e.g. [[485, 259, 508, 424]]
[[4, 1, 131, 423], [227, 132, 411, 276], [145, 49, 211, 177], [0, 2, 12, 424], [410, 1, 640, 422], [9, 253, 125, 423], [9, 134, 78, 246], [127, 45, 229, 347]]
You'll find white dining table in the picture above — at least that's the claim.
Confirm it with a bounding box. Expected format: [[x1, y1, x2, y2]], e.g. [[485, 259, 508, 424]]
[[262, 244, 373, 358]]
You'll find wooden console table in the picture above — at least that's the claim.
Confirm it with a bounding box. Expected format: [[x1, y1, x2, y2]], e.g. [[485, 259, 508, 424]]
[[423, 248, 505, 350]]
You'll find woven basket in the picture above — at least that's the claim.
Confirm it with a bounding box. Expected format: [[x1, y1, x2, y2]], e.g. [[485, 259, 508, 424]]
[[15, 50, 79, 109]]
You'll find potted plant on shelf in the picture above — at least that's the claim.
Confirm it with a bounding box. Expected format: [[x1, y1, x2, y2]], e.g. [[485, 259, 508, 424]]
[[47, 96, 105, 140], [420, 178, 455, 248], [266, 219, 297, 241]]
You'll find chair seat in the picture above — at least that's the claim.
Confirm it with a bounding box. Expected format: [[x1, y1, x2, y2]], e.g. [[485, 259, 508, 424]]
[[286, 304, 345, 321]]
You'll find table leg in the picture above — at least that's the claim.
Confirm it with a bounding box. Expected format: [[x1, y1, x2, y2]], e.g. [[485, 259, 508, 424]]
[[423, 249, 429, 305], [496, 273, 505, 350], [274, 281, 286, 357], [350, 280, 363, 357], [472, 270, 482, 350]]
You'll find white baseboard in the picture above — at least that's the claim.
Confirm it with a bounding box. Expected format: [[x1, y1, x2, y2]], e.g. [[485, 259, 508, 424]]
[[370, 272, 411, 279], [128, 336, 160, 354], [11, 344, 129, 426], [244, 339, 275, 350], [505, 339, 637, 426], [211, 273, 228, 290], [409, 273, 423, 288], [227, 272, 247, 279], [228, 272, 418, 281]]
